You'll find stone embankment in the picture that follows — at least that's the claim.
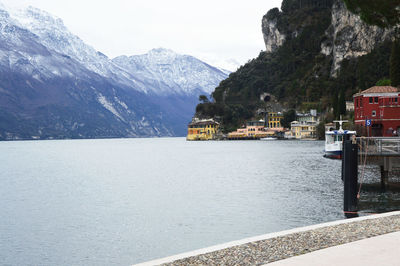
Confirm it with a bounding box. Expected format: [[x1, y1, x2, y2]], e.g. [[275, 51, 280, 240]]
[[136, 211, 400, 265]]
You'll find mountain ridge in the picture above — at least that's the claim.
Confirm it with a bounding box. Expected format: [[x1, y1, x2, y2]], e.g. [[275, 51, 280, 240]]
[[0, 3, 228, 140]]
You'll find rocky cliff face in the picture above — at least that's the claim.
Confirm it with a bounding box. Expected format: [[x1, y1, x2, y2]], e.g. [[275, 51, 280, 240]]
[[321, 0, 394, 77], [262, 11, 285, 53], [197, 0, 397, 133], [262, 0, 394, 77]]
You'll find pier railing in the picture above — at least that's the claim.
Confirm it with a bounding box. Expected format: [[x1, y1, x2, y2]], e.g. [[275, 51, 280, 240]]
[[357, 137, 400, 156]]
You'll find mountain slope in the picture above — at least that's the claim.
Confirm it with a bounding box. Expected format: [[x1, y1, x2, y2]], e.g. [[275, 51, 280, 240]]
[[195, 0, 395, 132], [0, 4, 227, 140]]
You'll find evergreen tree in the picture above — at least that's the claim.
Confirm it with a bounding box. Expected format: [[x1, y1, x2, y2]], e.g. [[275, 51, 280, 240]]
[[390, 39, 400, 87], [281, 109, 297, 128], [338, 89, 346, 117], [376, 78, 391, 86], [332, 93, 339, 119], [343, 0, 400, 28], [198, 95, 209, 104]]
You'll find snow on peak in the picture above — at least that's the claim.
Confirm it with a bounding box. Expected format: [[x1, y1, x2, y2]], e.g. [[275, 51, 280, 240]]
[[148, 48, 177, 57], [113, 48, 228, 95], [25, 6, 65, 28], [4, 4, 149, 91], [0, 3, 227, 97]]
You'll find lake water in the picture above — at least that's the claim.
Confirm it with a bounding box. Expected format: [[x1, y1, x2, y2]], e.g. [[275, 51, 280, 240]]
[[0, 138, 346, 265]]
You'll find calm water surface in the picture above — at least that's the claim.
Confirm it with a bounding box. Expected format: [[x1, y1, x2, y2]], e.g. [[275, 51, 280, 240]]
[[1, 138, 346, 265]]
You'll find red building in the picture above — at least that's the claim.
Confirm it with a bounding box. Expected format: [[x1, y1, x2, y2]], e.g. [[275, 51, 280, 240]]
[[353, 86, 400, 136]]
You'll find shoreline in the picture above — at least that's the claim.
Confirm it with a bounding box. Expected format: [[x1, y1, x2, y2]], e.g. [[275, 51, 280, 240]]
[[135, 211, 400, 265]]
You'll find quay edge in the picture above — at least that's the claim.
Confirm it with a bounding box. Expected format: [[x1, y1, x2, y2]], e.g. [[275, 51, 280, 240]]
[[134, 210, 400, 266]]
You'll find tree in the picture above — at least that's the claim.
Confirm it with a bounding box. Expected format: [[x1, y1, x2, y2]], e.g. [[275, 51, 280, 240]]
[[376, 78, 391, 86], [338, 89, 346, 117], [332, 93, 339, 119], [390, 39, 400, 87], [343, 0, 400, 28], [281, 109, 297, 128], [198, 95, 209, 104]]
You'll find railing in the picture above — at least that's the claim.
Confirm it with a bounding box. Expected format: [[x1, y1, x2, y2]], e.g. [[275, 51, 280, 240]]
[[357, 137, 400, 156]]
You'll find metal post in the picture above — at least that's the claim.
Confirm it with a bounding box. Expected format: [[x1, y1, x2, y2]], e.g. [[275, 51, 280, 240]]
[[341, 134, 351, 181], [343, 140, 358, 213], [380, 166, 388, 192]]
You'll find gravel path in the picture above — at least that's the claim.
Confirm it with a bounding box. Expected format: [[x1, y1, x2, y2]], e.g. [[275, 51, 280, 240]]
[[159, 213, 400, 265]]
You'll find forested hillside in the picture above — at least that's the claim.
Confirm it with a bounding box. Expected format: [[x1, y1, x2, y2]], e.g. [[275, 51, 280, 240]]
[[196, 0, 394, 133]]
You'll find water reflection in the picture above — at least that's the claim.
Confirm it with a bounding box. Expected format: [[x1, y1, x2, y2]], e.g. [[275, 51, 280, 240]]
[[353, 165, 400, 215]]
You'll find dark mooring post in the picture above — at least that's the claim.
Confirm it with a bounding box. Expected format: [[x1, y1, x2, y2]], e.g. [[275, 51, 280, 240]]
[[343, 140, 358, 212], [380, 166, 388, 192]]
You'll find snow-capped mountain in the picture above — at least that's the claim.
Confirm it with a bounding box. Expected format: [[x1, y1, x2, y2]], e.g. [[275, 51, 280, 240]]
[[113, 48, 227, 96], [7, 6, 150, 92], [0, 4, 228, 140], [6, 6, 228, 96]]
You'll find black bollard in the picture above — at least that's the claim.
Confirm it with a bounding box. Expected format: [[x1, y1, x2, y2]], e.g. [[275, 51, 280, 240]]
[[341, 135, 351, 181], [343, 140, 358, 213], [380, 166, 388, 192]]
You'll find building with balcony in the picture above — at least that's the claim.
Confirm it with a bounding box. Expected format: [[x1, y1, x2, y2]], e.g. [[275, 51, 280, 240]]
[[228, 120, 268, 139], [353, 86, 400, 136], [287, 109, 319, 139], [290, 121, 318, 139], [187, 119, 220, 140], [267, 112, 283, 129]]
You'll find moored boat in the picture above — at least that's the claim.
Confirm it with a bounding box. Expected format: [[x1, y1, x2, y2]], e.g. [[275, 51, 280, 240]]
[[324, 120, 356, 159], [260, 137, 278, 141]]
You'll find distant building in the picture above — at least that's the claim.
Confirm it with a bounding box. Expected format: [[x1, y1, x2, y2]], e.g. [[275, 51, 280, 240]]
[[288, 109, 319, 139], [290, 121, 318, 139], [228, 120, 268, 139], [187, 119, 219, 141], [346, 101, 354, 112], [353, 86, 400, 136], [267, 112, 283, 129], [325, 122, 336, 132]]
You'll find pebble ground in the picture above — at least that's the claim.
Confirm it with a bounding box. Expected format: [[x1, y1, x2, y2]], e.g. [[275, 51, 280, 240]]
[[161, 214, 400, 265]]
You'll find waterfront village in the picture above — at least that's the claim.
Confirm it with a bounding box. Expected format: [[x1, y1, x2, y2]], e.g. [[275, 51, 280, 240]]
[[186, 86, 400, 141], [187, 109, 322, 141]]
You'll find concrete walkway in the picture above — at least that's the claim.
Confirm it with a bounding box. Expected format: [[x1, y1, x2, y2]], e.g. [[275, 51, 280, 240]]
[[268, 231, 400, 266]]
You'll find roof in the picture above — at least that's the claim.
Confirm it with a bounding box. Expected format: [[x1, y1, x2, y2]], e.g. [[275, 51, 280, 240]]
[[354, 86, 400, 96], [189, 120, 219, 126]]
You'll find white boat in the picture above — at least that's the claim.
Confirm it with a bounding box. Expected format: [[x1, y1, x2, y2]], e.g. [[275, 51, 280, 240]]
[[324, 119, 356, 159], [260, 137, 278, 141]]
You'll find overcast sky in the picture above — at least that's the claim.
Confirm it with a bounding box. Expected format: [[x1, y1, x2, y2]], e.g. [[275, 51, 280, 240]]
[[2, 0, 282, 70]]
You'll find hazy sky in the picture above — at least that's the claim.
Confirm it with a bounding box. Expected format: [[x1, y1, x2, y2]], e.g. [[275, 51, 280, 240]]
[[2, 0, 282, 70]]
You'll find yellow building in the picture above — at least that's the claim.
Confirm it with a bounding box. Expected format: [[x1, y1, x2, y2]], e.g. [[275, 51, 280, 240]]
[[267, 112, 283, 129], [187, 119, 219, 141], [286, 110, 319, 139], [290, 121, 317, 139]]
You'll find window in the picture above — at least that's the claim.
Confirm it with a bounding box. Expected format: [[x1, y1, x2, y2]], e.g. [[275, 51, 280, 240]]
[[369, 97, 373, 103], [372, 110, 376, 117], [375, 97, 378, 103], [395, 98, 398, 104]]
